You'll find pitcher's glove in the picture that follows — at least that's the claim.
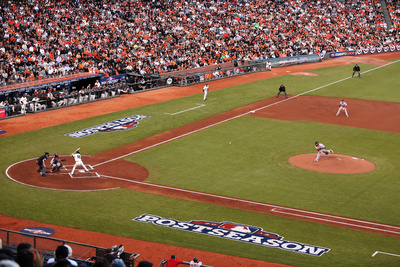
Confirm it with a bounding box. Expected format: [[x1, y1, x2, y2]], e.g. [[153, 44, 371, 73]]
[[324, 151, 329, 155]]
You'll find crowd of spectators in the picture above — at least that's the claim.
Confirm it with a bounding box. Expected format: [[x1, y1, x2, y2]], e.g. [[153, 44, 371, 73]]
[[0, 0, 399, 85], [386, 0, 400, 31]]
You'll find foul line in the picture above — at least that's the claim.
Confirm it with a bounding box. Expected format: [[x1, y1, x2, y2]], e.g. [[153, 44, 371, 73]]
[[272, 208, 400, 235], [165, 104, 205, 115]]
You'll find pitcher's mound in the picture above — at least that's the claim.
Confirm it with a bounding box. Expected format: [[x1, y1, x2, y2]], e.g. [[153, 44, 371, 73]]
[[289, 153, 375, 174]]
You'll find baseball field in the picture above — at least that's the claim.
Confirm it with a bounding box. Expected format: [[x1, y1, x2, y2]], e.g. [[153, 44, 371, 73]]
[[1, 53, 400, 267]]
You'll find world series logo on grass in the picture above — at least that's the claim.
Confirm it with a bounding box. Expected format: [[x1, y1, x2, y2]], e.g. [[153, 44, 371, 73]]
[[133, 214, 330, 256], [66, 115, 150, 138]]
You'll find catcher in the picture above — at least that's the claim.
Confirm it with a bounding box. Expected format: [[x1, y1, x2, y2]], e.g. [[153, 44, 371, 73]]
[[314, 142, 334, 162], [50, 153, 65, 173]]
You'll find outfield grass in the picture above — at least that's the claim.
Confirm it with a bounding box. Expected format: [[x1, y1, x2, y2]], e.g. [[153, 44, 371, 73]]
[[1, 59, 400, 266]]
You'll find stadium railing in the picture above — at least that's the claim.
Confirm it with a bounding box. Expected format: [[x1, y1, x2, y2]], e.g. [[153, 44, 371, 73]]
[[0, 228, 140, 267]]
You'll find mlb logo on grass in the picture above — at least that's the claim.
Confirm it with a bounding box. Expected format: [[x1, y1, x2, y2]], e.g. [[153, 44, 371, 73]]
[[66, 115, 150, 138], [133, 214, 330, 256]]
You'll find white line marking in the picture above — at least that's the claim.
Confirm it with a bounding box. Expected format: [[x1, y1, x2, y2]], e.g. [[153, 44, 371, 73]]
[[165, 104, 205, 115], [270, 207, 400, 229], [271, 208, 400, 235], [94, 59, 400, 167], [372, 251, 400, 257]]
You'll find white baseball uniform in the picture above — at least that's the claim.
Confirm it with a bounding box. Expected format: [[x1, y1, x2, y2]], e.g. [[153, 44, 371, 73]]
[[266, 61, 271, 71], [70, 152, 89, 175], [19, 95, 28, 114], [203, 84, 209, 101], [189, 260, 202, 267], [314, 142, 334, 162], [336, 100, 349, 117]]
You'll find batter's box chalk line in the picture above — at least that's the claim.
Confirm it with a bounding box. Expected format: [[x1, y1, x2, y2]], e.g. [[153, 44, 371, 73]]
[[63, 165, 94, 169], [69, 171, 100, 178]]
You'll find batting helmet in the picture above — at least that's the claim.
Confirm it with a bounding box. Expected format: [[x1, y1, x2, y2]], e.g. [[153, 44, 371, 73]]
[[76, 150, 80, 154]]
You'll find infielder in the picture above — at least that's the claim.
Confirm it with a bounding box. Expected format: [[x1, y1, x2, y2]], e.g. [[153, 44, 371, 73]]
[[203, 83, 209, 101], [314, 142, 334, 162], [336, 99, 349, 117], [70, 149, 89, 176]]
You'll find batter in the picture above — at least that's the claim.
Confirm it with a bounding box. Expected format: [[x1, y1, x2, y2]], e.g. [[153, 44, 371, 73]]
[[70, 150, 89, 176]]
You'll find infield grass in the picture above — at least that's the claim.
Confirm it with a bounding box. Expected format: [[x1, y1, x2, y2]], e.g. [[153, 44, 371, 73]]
[[1, 58, 400, 267]]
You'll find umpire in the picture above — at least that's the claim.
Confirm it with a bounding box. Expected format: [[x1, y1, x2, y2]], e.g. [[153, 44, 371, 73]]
[[352, 64, 361, 78], [276, 84, 288, 98], [37, 152, 49, 177]]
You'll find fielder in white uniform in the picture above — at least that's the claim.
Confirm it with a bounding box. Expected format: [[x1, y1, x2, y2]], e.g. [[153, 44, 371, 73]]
[[203, 83, 209, 101], [314, 142, 334, 162], [70, 150, 89, 175], [336, 99, 349, 117]]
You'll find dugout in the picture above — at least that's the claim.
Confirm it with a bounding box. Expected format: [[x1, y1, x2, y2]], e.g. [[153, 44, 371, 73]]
[[126, 73, 172, 92], [0, 73, 102, 100]]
